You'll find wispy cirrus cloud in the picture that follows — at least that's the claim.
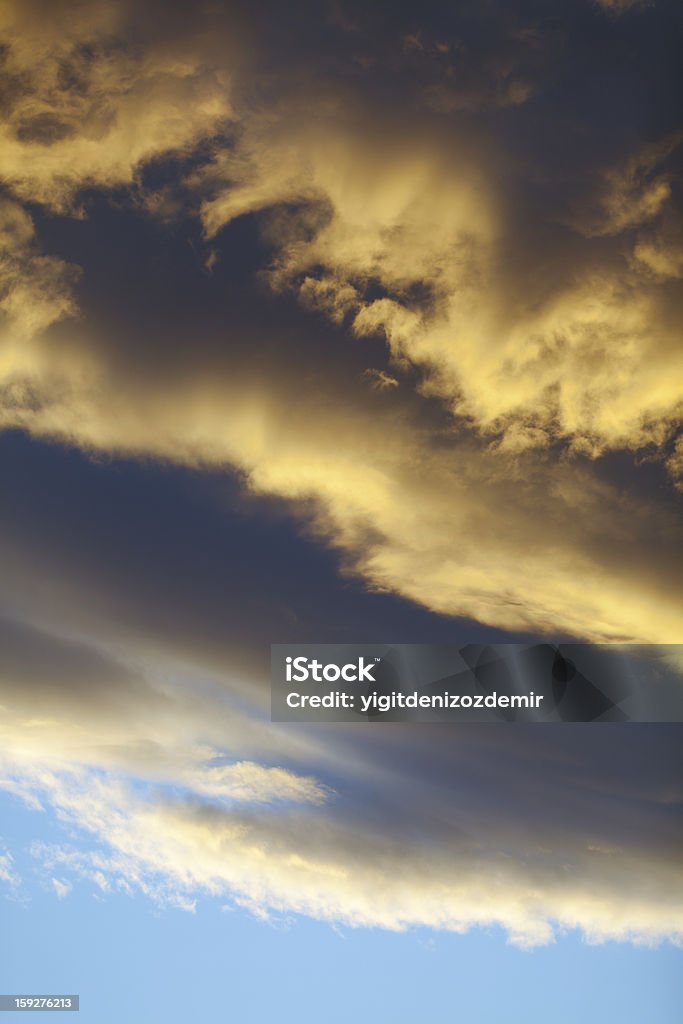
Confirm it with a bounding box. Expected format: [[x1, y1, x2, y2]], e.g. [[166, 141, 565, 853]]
[[0, 849, 21, 890]]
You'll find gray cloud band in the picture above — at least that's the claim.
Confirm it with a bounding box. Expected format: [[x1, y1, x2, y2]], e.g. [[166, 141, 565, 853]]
[[272, 644, 683, 722]]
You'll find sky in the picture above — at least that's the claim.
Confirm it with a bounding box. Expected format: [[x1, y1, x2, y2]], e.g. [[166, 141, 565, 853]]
[[0, 0, 682, 1021]]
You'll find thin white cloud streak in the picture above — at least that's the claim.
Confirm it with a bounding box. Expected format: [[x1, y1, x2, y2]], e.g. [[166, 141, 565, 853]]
[[0, 850, 21, 890], [51, 877, 72, 899]]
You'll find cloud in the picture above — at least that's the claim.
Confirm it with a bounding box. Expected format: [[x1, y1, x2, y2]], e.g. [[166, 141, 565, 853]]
[[0, 0, 233, 210], [632, 210, 683, 281], [0, 52, 681, 644], [1, 523, 681, 948], [51, 877, 72, 899], [0, 198, 78, 348], [196, 103, 682, 472], [363, 368, 399, 390], [595, 0, 653, 12], [11, 728, 683, 948], [574, 134, 682, 238], [0, 605, 331, 805], [1, 529, 682, 948], [0, 850, 21, 890], [2, 327, 681, 642]]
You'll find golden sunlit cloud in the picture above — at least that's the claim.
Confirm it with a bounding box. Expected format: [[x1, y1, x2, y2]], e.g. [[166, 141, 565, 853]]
[[0, 0, 233, 209], [199, 105, 682, 472], [0, 1, 681, 644]]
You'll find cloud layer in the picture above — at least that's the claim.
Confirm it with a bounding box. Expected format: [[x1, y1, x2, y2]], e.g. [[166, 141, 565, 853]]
[[0, 0, 681, 643], [0, 0, 682, 949]]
